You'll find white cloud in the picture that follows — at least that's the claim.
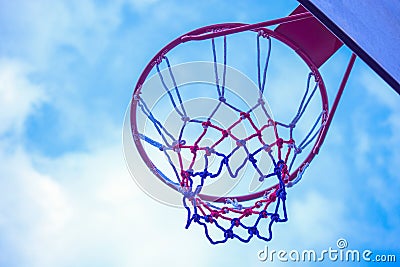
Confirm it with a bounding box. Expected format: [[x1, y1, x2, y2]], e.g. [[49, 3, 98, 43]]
[[333, 67, 400, 248], [0, 143, 72, 266], [360, 70, 399, 110], [0, 59, 46, 136], [289, 191, 345, 246]]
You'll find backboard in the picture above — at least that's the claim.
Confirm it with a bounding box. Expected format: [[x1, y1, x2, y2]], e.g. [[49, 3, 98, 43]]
[[298, 0, 400, 93]]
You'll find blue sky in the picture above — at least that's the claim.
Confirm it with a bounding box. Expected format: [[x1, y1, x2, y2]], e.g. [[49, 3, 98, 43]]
[[0, 0, 399, 266]]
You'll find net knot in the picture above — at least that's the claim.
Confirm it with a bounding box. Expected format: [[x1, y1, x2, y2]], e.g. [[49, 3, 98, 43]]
[[268, 118, 276, 127], [155, 56, 163, 64], [240, 112, 250, 120], [192, 214, 200, 223], [133, 93, 140, 101], [231, 218, 240, 227], [236, 139, 246, 146], [210, 210, 220, 218], [243, 208, 253, 217], [263, 144, 272, 152], [181, 116, 190, 122], [274, 166, 282, 176], [205, 215, 214, 223], [259, 210, 268, 218], [202, 120, 212, 128], [248, 226, 259, 235], [200, 171, 210, 178], [277, 159, 285, 167], [276, 188, 287, 200], [257, 30, 269, 38], [182, 190, 195, 198], [287, 139, 295, 149], [271, 213, 280, 222], [190, 145, 199, 153], [221, 130, 229, 137], [224, 229, 234, 239], [132, 133, 140, 141], [219, 96, 226, 102], [180, 170, 191, 180], [204, 146, 214, 156], [309, 72, 318, 82], [172, 140, 182, 152], [276, 138, 284, 148], [178, 184, 193, 198]]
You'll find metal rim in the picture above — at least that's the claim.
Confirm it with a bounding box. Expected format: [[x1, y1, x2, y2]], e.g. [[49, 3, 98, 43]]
[[130, 22, 329, 203]]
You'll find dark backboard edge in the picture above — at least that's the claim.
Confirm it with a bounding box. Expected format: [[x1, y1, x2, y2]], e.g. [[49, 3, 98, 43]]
[[297, 0, 400, 94]]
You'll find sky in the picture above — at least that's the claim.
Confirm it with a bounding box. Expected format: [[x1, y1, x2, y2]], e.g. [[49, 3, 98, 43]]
[[0, 0, 399, 266]]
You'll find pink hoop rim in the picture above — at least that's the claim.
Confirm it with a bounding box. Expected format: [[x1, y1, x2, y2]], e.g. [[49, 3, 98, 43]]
[[130, 20, 329, 203]]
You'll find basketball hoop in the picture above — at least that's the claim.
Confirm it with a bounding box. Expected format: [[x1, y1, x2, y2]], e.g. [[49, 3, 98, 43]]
[[127, 11, 356, 244]]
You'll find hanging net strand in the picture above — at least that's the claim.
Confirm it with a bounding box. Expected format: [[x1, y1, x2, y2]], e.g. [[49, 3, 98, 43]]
[[257, 31, 272, 94]]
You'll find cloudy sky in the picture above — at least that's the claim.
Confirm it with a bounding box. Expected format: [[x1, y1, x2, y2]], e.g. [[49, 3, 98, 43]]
[[0, 0, 399, 266]]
